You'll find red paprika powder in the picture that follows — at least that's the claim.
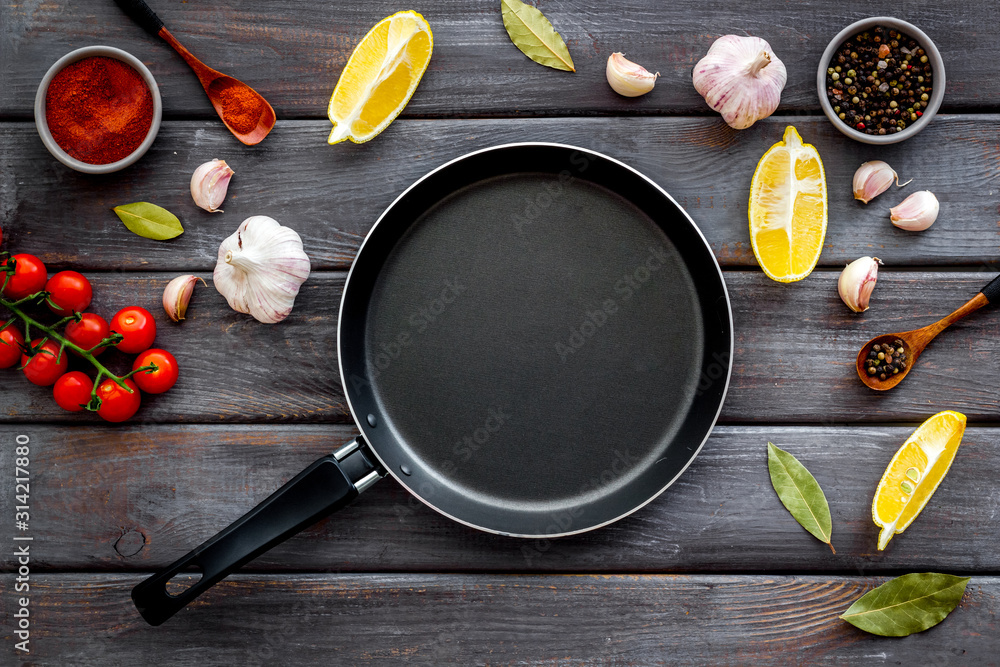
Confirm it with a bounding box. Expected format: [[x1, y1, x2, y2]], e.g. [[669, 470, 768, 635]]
[[45, 56, 154, 165], [217, 84, 264, 135]]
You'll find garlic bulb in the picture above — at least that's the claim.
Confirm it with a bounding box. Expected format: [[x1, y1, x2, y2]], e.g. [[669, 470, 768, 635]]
[[191, 159, 235, 213], [853, 161, 910, 204], [606, 53, 658, 97], [213, 216, 311, 324], [890, 191, 939, 231], [838, 256, 882, 313], [692, 35, 786, 129]]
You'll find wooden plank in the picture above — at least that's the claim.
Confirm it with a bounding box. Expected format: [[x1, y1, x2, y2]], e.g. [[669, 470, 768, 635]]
[[3, 424, 999, 572], [1, 270, 998, 424], [2, 573, 996, 664], [2, 1, 997, 118], [3, 116, 1000, 271]]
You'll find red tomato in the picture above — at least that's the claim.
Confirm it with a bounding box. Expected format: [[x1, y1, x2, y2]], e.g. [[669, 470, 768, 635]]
[[132, 348, 179, 394], [96, 378, 141, 423], [0, 321, 25, 368], [46, 270, 93, 316], [21, 339, 68, 386], [64, 313, 111, 356], [53, 371, 94, 412], [110, 306, 156, 354], [1, 254, 47, 300]]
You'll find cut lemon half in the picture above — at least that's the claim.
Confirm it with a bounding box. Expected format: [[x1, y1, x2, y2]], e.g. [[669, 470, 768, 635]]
[[873, 410, 967, 550], [327, 10, 433, 144], [749, 126, 827, 282]]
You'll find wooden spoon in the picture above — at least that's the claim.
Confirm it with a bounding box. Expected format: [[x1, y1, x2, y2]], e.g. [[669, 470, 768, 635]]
[[114, 0, 275, 145], [857, 274, 1000, 391]]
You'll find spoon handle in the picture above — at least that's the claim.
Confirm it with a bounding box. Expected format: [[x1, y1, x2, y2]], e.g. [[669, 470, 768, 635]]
[[113, 0, 164, 37], [982, 273, 1000, 305]]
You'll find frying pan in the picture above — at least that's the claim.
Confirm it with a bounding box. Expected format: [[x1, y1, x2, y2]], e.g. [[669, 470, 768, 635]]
[[132, 143, 733, 625]]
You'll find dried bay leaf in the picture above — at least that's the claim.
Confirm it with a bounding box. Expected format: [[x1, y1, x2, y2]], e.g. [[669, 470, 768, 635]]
[[501, 0, 575, 72], [767, 443, 835, 553], [113, 202, 184, 241], [841, 573, 969, 637]]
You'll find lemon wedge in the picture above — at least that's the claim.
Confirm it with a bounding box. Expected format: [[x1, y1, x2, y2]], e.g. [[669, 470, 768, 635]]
[[748, 126, 827, 282], [327, 11, 433, 144], [873, 410, 967, 550]]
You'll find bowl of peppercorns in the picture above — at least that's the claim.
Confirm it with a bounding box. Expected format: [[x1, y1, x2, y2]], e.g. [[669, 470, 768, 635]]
[[818, 17, 944, 144]]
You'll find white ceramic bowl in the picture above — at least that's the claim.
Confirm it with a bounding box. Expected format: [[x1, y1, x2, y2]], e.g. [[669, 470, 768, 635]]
[[34, 45, 162, 174], [817, 17, 944, 144]]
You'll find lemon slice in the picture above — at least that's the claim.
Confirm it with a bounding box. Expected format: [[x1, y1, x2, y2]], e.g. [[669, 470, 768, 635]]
[[749, 126, 827, 282], [873, 410, 967, 550], [327, 11, 433, 144]]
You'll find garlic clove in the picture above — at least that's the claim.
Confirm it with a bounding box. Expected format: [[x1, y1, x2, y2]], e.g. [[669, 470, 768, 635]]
[[838, 256, 882, 313], [163, 274, 206, 322], [191, 159, 235, 213], [890, 190, 939, 231], [853, 160, 911, 204], [692, 35, 787, 130], [606, 52, 658, 97], [213, 216, 311, 324]]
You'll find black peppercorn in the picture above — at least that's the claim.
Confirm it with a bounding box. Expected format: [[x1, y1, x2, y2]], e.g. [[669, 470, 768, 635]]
[[826, 26, 933, 136]]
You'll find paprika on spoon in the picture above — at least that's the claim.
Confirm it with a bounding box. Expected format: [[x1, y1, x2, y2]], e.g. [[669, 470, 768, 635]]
[[113, 0, 276, 145]]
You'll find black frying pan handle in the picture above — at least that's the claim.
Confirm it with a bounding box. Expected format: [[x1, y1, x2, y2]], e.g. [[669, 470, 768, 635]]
[[981, 274, 1000, 305], [131, 437, 383, 626], [113, 0, 165, 37]]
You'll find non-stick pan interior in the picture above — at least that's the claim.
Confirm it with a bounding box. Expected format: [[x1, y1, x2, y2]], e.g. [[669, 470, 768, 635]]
[[340, 145, 731, 536]]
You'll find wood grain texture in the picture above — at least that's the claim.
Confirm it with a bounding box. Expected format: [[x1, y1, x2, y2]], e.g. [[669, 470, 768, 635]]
[[3, 116, 1000, 271], [0, 573, 995, 665], [3, 1, 999, 118], [0, 270, 997, 423], [2, 424, 998, 573]]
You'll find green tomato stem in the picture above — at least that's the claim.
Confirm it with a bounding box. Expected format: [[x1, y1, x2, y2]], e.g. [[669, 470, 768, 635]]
[[0, 289, 134, 392]]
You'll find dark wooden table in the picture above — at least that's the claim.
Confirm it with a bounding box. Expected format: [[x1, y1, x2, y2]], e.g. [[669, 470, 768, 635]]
[[2, 1, 999, 663]]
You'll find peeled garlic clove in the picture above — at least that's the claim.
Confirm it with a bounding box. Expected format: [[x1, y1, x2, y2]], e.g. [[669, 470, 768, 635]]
[[692, 35, 787, 130], [890, 191, 939, 231], [839, 256, 882, 313], [853, 160, 911, 204], [214, 216, 311, 324], [606, 52, 658, 97], [163, 274, 205, 322], [191, 159, 235, 213]]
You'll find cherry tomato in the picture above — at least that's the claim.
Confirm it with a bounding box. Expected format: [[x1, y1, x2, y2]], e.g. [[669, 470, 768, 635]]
[[64, 313, 111, 356], [21, 339, 68, 386], [1, 254, 47, 300], [96, 378, 141, 423], [46, 270, 93, 316], [132, 348, 179, 394], [0, 321, 25, 368], [110, 306, 156, 354], [53, 371, 94, 412]]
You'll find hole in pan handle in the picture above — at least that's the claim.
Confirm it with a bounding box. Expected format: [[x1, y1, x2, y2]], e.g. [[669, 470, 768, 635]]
[[131, 436, 385, 626]]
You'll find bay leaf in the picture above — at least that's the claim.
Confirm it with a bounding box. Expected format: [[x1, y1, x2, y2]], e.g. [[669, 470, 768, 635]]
[[113, 202, 184, 241], [841, 572, 970, 637], [767, 443, 835, 553], [501, 0, 575, 72]]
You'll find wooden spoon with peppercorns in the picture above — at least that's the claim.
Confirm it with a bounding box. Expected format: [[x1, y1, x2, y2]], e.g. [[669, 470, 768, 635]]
[[857, 274, 1000, 390], [113, 0, 276, 146]]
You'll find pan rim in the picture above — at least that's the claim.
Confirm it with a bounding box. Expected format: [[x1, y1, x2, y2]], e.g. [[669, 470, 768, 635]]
[[338, 141, 734, 538]]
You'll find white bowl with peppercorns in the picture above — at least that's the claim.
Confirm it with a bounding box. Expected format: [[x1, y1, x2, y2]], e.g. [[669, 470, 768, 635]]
[[817, 17, 944, 144]]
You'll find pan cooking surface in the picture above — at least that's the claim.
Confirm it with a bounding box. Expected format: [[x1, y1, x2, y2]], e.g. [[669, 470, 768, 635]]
[[364, 173, 704, 510]]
